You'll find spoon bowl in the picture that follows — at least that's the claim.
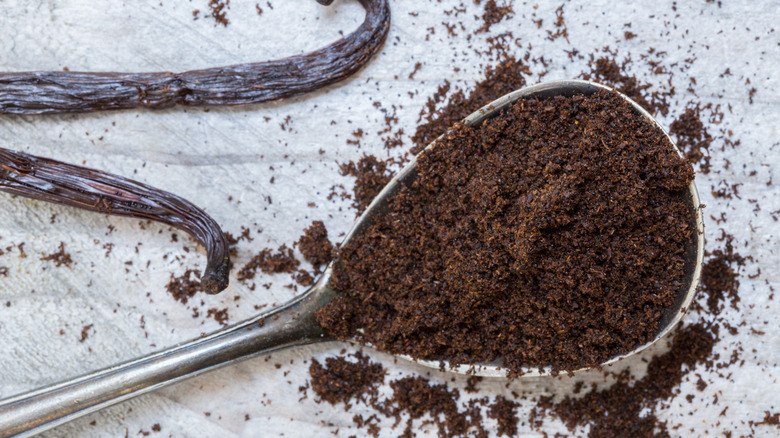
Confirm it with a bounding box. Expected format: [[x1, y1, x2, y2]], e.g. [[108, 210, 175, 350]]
[[394, 80, 704, 377], [0, 80, 703, 437]]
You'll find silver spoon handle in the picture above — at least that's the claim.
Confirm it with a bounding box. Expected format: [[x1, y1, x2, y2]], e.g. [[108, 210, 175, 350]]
[[0, 288, 331, 438]]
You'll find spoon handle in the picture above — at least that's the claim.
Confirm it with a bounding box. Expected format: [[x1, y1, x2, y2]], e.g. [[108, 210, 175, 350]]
[[0, 285, 333, 438]]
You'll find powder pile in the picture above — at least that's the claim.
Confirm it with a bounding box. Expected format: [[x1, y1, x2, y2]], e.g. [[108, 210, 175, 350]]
[[318, 89, 696, 376], [338, 155, 394, 214], [296, 220, 334, 271], [237, 245, 299, 283], [534, 323, 717, 437], [307, 353, 492, 437], [308, 352, 385, 406]]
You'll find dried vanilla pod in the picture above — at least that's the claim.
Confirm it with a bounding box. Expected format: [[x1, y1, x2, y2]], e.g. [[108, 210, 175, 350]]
[[0, 0, 390, 115]]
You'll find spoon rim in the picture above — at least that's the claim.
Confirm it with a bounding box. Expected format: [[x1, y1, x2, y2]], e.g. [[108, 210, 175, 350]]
[[335, 79, 704, 378]]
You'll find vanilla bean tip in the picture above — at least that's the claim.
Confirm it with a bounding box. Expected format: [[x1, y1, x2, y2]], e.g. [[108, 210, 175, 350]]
[[201, 258, 230, 295]]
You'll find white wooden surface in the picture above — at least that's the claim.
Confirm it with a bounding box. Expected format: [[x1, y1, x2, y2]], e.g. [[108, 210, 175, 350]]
[[0, 1, 778, 436]]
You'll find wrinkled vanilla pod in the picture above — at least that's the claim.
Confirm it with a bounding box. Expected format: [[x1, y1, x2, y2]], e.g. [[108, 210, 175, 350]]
[[0, 0, 390, 115], [0, 148, 230, 294]]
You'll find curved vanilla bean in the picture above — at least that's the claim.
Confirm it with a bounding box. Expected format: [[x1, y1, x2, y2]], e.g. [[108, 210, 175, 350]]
[[0, 0, 389, 115], [0, 148, 230, 294]]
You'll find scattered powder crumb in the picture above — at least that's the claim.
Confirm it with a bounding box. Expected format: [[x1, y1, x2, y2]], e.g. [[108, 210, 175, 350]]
[[309, 352, 385, 406], [411, 57, 530, 154], [477, 0, 514, 33], [166, 269, 203, 304], [207, 0, 230, 26], [487, 396, 520, 437], [102, 242, 115, 258], [464, 375, 482, 393], [296, 221, 334, 271], [408, 62, 423, 80], [751, 411, 780, 430], [581, 55, 672, 116], [79, 324, 93, 343], [40, 242, 73, 267], [237, 245, 300, 284], [224, 232, 240, 257], [546, 5, 569, 42], [206, 308, 230, 326], [699, 237, 745, 315], [294, 269, 314, 287], [225, 227, 253, 257], [669, 104, 715, 173], [338, 155, 393, 215]]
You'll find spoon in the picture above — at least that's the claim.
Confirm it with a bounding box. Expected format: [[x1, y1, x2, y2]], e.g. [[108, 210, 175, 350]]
[[0, 79, 704, 437]]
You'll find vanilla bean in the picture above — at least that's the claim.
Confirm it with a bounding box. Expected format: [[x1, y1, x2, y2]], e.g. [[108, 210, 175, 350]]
[[0, 148, 230, 294], [0, 0, 389, 115]]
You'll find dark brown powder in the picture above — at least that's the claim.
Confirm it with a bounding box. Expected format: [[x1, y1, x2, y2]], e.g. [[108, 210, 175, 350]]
[[536, 322, 716, 438], [382, 376, 485, 438], [669, 105, 715, 174], [751, 411, 780, 429], [307, 352, 506, 437], [237, 245, 300, 284], [582, 56, 672, 116], [207, 0, 230, 26], [40, 242, 73, 268], [464, 375, 482, 393], [309, 352, 385, 406], [487, 396, 520, 437], [294, 269, 315, 287], [296, 221, 334, 271], [79, 324, 93, 343], [308, 236, 742, 437], [477, 0, 514, 33], [338, 155, 393, 215], [699, 237, 745, 315], [206, 307, 229, 326], [411, 57, 530, 154], [546, 5, 569, 42], [318, 89, 695, 376], [306, 5, 751, 434], [166, 269, 203, 304], [533, 234, 744, 437]]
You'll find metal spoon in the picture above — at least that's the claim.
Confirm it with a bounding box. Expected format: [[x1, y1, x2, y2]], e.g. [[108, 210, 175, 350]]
[[0, 79, 703, 437]]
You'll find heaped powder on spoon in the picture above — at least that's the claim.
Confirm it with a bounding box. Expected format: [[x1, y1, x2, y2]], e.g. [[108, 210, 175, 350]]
[[316, 88, 696, 376]]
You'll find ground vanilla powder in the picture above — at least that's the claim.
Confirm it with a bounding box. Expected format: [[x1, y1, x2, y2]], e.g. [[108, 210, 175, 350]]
[[317, 89, 696, 376]]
